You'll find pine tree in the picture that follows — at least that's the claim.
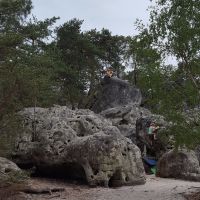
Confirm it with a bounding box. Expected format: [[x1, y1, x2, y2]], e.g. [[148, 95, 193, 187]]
[[0, 0, 58, 155]]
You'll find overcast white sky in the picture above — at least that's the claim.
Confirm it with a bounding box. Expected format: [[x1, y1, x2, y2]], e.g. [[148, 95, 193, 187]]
[[31, 0, 177, 65], [31, 0, 152, 36]]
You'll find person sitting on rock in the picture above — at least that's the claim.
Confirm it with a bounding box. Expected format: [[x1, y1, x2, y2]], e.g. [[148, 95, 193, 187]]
[[104, 67, 114, 78], [103, 67, 130, 87], [102, 66, 114, 83]]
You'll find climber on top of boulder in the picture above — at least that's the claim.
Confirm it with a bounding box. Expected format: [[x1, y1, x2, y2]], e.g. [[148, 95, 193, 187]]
[[102, 66, 115, 84], [104, 67, 114, 78], [102, 67, 130, 87]]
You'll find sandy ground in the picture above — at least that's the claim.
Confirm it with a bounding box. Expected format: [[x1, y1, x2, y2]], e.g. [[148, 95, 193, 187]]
[[16, 175, 200, 200]]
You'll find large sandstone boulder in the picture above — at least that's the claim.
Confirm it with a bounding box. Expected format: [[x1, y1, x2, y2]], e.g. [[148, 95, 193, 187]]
[[12, 106, 146, 187], [0, 157, 22, 183], [156, 149, 200, 181], [100, 103, 167, 138], [86, 76, 142, 113]]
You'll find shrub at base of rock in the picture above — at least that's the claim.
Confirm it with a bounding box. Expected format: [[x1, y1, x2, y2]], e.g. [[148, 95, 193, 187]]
[[0, 157, 28, 186], [12, 106, 146, 187], [156, 149, 200, 181]]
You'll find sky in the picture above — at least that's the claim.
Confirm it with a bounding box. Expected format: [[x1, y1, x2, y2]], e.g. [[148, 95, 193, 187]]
[[31, 0, 177, 65], [31, 0, 152, 36]]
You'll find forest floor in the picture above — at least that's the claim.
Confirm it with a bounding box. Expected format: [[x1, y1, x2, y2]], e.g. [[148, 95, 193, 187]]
[[1, 175, 200, 200]]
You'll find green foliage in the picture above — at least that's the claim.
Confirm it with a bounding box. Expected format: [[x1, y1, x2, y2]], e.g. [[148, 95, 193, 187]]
[[149, 0, 200, 97], [126, 0, 200, 147], [0, 0, 59, 154], [0, 0, 58, 114], [125, 28, 164, 107], [55, 19, 94, 107], [0, 114, 23, 157], [55, 19, 128, 107], [1, 170, 30, 184], [0, 0, 32, 29], [86, 28, 128, 75]]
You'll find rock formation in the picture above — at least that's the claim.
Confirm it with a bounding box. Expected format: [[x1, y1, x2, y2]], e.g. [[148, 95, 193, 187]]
[[87, 76, 142, 113], [156, 149, 200, 181], [0, 157, 23, 183], [12, 106, 146, 187], [12, 76, 171, 185], [86, 77, 168, 158]]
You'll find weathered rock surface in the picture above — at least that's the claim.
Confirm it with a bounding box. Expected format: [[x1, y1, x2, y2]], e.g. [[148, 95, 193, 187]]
[[12, 106, 146, 187], [156, 149, 200, 181], [85, 76, 169, 159], [100, 104, 168, 159], [0, 157, 22, 182], [100, 104, 167, 138], [87, 76, 142, 113]]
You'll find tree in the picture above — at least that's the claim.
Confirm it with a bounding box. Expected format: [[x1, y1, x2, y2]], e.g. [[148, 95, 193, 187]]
[[55, 19, 128, 108], [0, 0, 58, 154], [149, 0, 200, 99], [56, 19, 98, 108], [126, 27, 164, 108], [128, 0, 200, 147], [86, 28, 128, 77]]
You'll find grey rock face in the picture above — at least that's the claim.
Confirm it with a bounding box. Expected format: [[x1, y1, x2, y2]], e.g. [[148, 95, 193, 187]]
[[156, 149, 200, 181], [13, 106, 146, 187], [85, 77, 168, 159], [87, 77, 142, 113], [100, 104, 168, 159], [0, 157, 21, 182], [100, 104, 166, 138]]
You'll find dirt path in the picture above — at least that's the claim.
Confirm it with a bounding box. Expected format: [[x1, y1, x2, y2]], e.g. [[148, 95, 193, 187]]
[[18, 175, 200, 200]]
